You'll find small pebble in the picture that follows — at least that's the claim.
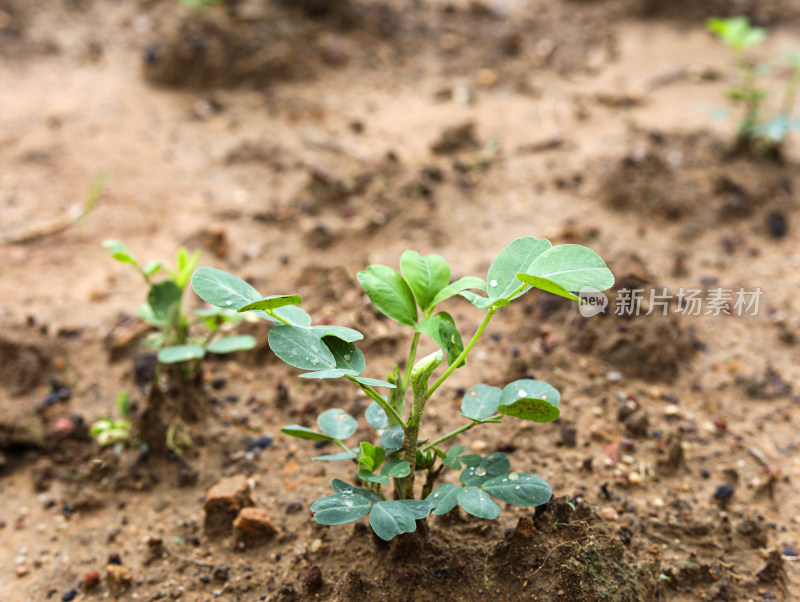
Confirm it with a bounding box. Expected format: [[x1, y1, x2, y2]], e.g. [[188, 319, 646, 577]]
[[600, 507, 619, 521], [83, 569, 101, 589], [628, 472, 642, 485], [607, 371, 623, 382], [472, 440, 488, 453], [714, 483, 735, 501], [61, 589, 77, 602], [310, 539, 323, 553]]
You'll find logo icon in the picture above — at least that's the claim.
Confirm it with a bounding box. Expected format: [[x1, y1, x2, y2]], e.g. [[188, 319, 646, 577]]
[[578, 286, 608, 318]]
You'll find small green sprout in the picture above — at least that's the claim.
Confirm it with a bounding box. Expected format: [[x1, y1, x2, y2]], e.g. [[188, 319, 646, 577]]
[[176, 0, 222, 12], [191, 236, 614, 541], [103, 241, 257, 372], [90, 391, 132, 448], [707, 16, 800, 149]]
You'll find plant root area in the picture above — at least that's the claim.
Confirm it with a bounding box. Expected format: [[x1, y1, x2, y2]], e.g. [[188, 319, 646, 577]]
[[2, 0, 800, 600]]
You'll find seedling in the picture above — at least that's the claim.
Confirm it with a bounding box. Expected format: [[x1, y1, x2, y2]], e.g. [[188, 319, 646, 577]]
[[707, 16, 800, 149], [191, 236, 614, 540], [90, 391, 133, 450], [103, 240, 256, 373]]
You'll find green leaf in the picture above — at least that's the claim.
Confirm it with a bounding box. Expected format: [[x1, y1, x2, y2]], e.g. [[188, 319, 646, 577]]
[[142, 261, 163, 277], [281, 425, 334, 442], [365, 401, 390, 429], [194, 306, 239, 319], [514, 274, 579, 302], [148, 280, 183, 322], [460, 452, 511, 486], [309, 325, 364, 342], [460, 384, 502, 420], [369, 501, 417, 541], [430, 276, 487, 307], [298, 369, 360, 380], [380, 426, 405, 452], [498, 398, 560, 423], [358, 441, 385, 472], [417, 312, 465, 369], [457, 487, 500, 519], [707, 16, 766, 51], [138, 303, 165, 328], [381, 457, 411, 478], [103, 240, 139, 267], [324, 337, 366, 375], [427, 483, 463, 515], [459, 454, 482, 467], [460, 290, 494, 309], [331, 479, 381, 503], [354, 377, 396, 389], [357, 264, 418, 327], [487, 237, 553, 302], [482, 472, 552, 507], [157, 345, 205, 364], [500, 379, 560, 407], [312, 451, 357, 462], [519, 244, 614, 294], [191, 266, 261, 310], [358, 469, 390, 485], [205, 335, 256, 354], [317, 408, 358, 440], [442, 445, 467, 470], [268, 325, 336, 371], [397, 499, 434, 520], [237, 295, 302, 313], [311, 493, 373, 525], [400, 250, 451, 313]]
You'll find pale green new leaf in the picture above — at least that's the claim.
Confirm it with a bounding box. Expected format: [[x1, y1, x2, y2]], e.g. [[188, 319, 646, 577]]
[[519, 244, 614, 294], [400, 250, 450, 312], [487, 237, 553, 302], [430, 276, 486, 307], [268, 325, 336, 371], [417, 312, 465, 368], [357, 264, 418, 327], [237, 295, 302, 313], [157, 345, 205, 364]]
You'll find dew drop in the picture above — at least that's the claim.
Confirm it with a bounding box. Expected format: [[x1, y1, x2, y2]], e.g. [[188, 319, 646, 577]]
[[469, 390, 478, 397], [475, 468, 487, 477], [343, 354, 351, 361], [344, 500, 353, 507], [514, 485, 521, 490], [433, 493, 439, 497], [225, 300, 233, 305], [489, 280, 498, 287], [541, 394, 548, 400], [342, 488, 352, 494], [502, 478, 507, 482], [518, 390, 527, 397], [508, 472, 519, 481]]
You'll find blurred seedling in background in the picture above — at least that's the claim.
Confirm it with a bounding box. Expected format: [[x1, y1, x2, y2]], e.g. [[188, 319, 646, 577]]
[[191, 236, 614, 541], [707, 16, 800, 153], [89, 390, 133, 452], [103, 240, 257, 378]]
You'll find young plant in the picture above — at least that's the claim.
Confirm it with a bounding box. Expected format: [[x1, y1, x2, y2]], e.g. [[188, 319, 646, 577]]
[[90, 390, 133, 450], [104, 240, 256, 372], [190, 237, 614, 541], [707, 16, 800, 149]]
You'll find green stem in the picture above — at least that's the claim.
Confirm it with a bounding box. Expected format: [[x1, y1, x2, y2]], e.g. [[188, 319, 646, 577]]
[[400, 332, 421, 394], [781, 67, 800, 117], [422, 414, 501, 452], [426, 307, 498, 399], [266, 308, 292, 326], [334, 439, 353, 454], [346, 377, 407, 429]]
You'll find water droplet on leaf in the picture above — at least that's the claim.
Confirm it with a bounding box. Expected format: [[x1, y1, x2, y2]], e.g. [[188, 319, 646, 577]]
[[489, 280, 498, 287], [518, 390, 527, 397]]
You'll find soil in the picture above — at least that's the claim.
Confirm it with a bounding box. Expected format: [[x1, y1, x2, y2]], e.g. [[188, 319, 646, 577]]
[[2, 0, 800, 600]]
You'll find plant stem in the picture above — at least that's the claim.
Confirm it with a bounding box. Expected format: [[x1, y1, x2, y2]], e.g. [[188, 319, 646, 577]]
[[781, 66, 800, 117], [426, 307, 498, 399], [347, 377, 407, 429], [421, 415, 500, 452], [334, 439, 352, 454], [399, 331, 421, 394], [400, 386, 427, 499], [266, 308, 292, 326]]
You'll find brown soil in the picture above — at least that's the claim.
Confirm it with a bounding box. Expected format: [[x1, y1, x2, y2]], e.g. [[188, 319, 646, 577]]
[[2, 0, 800, 600]]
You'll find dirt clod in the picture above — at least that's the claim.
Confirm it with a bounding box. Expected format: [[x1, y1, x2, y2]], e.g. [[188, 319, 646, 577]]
[[106, 564, 133, 596], [233, 506, 278, 540], [202, 475, 254, 536]]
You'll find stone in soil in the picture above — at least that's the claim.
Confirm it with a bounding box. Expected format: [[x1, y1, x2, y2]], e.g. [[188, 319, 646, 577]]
[[202, 475, 254, 536], [233, 507, 278, 539], [106, 564, 133, 596]]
